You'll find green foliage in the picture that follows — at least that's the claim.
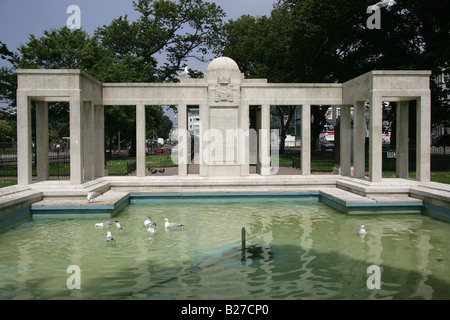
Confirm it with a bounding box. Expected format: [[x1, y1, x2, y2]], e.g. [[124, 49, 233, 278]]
[[0, 118, 16, 141], [15, 28, 104, 70], [0, 66, 16, 108], [95, 0, 225, 82]]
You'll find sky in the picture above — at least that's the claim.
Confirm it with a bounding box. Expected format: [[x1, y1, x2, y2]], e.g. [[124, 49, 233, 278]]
[[0, 0, 278, 71]]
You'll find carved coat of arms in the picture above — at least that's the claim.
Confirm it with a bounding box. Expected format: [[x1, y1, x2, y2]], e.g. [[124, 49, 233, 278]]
[[214, 77, 234, 102]]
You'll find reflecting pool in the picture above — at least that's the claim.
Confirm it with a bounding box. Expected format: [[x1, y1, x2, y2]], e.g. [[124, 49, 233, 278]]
[[1, 195, 449, 299]]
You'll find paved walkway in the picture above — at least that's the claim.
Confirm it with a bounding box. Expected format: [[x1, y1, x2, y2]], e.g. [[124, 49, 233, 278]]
[[140, 165, 327, 176]]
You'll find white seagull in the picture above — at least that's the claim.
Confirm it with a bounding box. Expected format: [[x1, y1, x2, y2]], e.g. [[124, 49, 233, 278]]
[[147, 222, 157, 233], [368, 0, 396, 11], [87, 191, 100, 203], [164, 218, 184, 228], [144, 216, 153, 227], [358, 224, 368, 236], [115, 222, 124, 232], [105, 231, 115, 242], [95, 220, 117, 228], [178, 66, 189, 78]]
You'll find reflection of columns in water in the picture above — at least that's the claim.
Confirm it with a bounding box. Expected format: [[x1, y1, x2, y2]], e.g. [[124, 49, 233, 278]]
[[131, 235, 154, 298], [239, 211, 274, 296], [412, 230, 433, 299], [298, 213, 315, 295], [67, 231, 83, 298], [366, 225, 383, 299], [366, 226, 383, 266], [15, 240, 34, 299]]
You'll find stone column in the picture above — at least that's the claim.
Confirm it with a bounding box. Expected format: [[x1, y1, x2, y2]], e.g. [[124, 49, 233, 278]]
[[83, 101, 95, 181], [94, 105, 105, 178], [396, 101, 409, 178], [353, 101, 366, 178], [258, 104, 271, 175], [340, 105, 351, 176], [199, 103, 208, 177], [369, 92, 383, 182], [416, 95, 431, 182], [240, 103, 250, 175], [301, 104, 311, 175], [70, 90, 84, 184], [136, 104, 146, 177], [17, 94, 32, 185], [177, 104, 188, 177], [36, 101, 49, 182]]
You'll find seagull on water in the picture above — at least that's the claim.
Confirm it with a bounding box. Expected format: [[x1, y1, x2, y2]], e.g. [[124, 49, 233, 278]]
[[87, 191, 100, 203], [95, 220, 118, 228], [144, 216, 153, 227], [115, 222, 124, 232], [106, 231, 115, 242], [164, 218, 184, 228], [178, 66, 189, 78], [368, 0, 396, 11], [147, 222, 157, 233], [358, 224, 368, 236]]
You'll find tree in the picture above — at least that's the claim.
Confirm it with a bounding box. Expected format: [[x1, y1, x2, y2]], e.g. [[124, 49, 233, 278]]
[[0, 67, 16, 109], [95, 0, 225, 82], [0, 41, 14, 63], [274, 106, 296, 155]]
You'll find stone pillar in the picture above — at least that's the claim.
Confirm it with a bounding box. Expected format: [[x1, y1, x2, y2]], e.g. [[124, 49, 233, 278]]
[[199, 103, 209, 177], [94, 105, 105, 178], [353, 101, 366, 178], [396, 101, 409, 178], [240, 103, 250, 175], [83, 101, 95, 181], [301, 104, 311, 175], [17, 94, 32, 185], [369, 92, 383, 182], [416, 95, 431, 182], [340, 105, 351, 176], [258, 104, 271, 175], [178, 104, 188, 177], [136, 104, 146, 177], [70, 91, 84, 184], [36, 101, 49, 182]]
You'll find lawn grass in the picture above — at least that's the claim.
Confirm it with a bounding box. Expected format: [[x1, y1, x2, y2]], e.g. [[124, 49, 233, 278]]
[[383, 171, 450, 184], [105, 154, 177, 175], [280, 153, 335, 171]]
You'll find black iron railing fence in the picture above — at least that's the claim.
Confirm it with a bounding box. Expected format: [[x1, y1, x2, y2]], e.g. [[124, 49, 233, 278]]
[[0, 151, 71, 180]]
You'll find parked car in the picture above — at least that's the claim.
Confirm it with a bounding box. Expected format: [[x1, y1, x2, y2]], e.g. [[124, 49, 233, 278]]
[[432, 134, 450, 147], [364, 137, 391, 150], [317, 139, 335, 151]]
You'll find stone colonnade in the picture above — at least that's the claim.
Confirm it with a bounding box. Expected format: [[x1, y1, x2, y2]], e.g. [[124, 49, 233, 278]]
[[16, 57, 431, 185]]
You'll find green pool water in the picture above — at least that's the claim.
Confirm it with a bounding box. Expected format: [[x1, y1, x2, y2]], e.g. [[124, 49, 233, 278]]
[[1, 195, 449, 300]]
